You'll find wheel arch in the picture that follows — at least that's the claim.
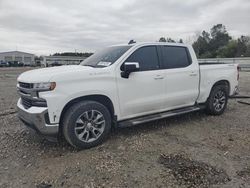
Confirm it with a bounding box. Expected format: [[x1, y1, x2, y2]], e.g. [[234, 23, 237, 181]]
[[205, 79, 230, 103], [211, 80, 230, 95], [205, 79, 230, 115], [58, 94, 115, 135]]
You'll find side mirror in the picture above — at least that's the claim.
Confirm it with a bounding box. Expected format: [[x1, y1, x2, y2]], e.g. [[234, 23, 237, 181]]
[[121, 62, 140, 78]]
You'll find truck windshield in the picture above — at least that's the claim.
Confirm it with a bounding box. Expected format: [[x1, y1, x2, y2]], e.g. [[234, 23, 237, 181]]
[[80, 46, 131, 67]]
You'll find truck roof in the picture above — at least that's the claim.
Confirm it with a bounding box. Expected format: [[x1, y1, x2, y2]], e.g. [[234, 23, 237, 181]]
[[111, 42, 189, 48]]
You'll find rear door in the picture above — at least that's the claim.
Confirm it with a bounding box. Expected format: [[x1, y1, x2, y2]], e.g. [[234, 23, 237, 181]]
[[117, 45, 165, 120], [160, 45, 199, 110]]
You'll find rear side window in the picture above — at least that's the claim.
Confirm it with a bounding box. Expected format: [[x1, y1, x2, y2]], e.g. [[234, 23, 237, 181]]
[[125, 46, 159, 71], [162, 46, 191, 69]]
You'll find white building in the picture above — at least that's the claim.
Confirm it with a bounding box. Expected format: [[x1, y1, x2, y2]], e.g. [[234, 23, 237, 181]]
[[0, 51, 35, 65], [42, 56, 86, 67]]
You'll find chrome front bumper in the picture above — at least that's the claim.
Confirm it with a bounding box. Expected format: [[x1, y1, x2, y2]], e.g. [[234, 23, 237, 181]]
[[17, 99, 59, 137]]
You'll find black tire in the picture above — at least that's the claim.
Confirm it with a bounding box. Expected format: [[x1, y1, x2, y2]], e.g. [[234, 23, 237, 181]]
[[62, 101, 111, 149], [205, 85, 229, 115]]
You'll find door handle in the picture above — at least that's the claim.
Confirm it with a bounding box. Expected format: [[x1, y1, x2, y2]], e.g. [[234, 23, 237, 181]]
[[189, 72, 198, 76], [154, 75, 164, 80]]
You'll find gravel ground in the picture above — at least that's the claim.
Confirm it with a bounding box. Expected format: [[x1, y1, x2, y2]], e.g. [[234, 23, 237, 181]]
[[0, 67, 250, 188]]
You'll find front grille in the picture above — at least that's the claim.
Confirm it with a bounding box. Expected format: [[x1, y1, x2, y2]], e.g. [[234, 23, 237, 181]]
[[21, 97, 32, 109], [19, 82, 33, 89], [18, 82, 47, 109], [21, 97, 47, 109]]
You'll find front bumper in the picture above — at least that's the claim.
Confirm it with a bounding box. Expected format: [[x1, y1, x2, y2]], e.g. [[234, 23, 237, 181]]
[[17, 99, 59, 137]]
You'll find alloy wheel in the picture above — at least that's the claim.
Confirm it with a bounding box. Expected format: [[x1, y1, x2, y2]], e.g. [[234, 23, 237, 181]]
[[213, 90, 226, 112], [74, 110, 105, 143]]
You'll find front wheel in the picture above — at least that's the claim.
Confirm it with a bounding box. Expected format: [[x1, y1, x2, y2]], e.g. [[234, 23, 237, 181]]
[[62, 101, 111, 149], [205, 85, 228, 115]]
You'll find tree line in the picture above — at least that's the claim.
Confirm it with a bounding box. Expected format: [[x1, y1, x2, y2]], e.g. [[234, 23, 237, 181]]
[[53, 52, 93, 57], [53, 24, 250, 59], [159, 24, 250, 58]]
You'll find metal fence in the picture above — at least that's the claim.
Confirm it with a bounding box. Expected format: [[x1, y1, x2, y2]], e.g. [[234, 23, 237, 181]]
[[198, 57, 250, 71]]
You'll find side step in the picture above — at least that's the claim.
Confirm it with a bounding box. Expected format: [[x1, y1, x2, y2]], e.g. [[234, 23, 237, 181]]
[[118, 106, 203, 128]]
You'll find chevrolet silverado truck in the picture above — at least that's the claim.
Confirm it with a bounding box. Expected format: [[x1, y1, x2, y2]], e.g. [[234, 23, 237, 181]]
[[17, 42, 239, 149]]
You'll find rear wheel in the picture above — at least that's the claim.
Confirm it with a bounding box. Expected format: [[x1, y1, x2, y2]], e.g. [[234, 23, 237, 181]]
[[62, 101, 111, 149], [205, 85, 228, 115]]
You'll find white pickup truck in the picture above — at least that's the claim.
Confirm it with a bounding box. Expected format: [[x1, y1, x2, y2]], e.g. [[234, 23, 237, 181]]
[[17, 42, 239, 149]]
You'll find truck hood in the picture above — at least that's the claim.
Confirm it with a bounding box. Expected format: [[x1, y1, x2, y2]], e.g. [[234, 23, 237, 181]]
[[17, 65, 93, 83]]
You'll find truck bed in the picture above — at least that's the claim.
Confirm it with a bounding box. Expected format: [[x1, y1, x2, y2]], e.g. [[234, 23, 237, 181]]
[[197, 63, 238, 103]]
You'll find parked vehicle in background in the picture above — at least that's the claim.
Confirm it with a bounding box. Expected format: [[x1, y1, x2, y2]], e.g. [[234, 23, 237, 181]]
[[7, 61, 24, 67], [16, 42, 239, 149], [51, 61, 63, 66], [17, 61, 24, 67], [0, 61, 9, 67]]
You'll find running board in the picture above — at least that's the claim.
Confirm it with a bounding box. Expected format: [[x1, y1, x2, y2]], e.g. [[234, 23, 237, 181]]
[[118, 106, 203, 128]]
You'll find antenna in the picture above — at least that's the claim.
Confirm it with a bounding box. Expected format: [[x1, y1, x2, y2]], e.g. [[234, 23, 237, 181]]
[[128, 40, 136, 44]]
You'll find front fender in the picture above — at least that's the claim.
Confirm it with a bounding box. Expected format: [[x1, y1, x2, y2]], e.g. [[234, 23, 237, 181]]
[[39, 79, 119, 124]]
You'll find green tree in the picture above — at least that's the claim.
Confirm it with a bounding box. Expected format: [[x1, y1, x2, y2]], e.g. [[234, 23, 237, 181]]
[[236, 36, 250, 57], [216, 40, 238, 58], [209, 24, 231, 57], [166, 38, 175, 43], [159, 37, 175, 43], [216, 35, 250, 57], [192, 24, 234, 58], [210, 24, 227, 38], [53, 52, 93, 57], [159, 37, 167, 42], [202, 31, 211, 43], [192, 31, 211, 58], [245, 42, 250, 57]]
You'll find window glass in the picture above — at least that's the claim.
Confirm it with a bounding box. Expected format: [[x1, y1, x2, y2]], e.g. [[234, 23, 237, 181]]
[[126, 46, 159, 71], [162, 46, 191, 69], [81, 46, 131, 67]]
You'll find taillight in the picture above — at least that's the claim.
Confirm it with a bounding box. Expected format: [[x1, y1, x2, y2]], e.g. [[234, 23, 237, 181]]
[[237, 65, 240, 81]]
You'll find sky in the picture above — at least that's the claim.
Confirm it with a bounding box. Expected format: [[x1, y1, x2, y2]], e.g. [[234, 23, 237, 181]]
[[0, 0, 249, 55]]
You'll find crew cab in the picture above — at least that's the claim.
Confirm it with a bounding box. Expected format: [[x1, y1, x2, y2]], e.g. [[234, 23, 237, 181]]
[[17, 42, 239, 149]]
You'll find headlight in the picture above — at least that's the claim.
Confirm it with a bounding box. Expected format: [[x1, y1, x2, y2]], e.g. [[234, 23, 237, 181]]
[[33, 82, 56, 91]]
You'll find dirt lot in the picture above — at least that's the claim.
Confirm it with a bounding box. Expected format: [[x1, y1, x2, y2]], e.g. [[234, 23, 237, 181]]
[[0, 67, 250, 188]]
